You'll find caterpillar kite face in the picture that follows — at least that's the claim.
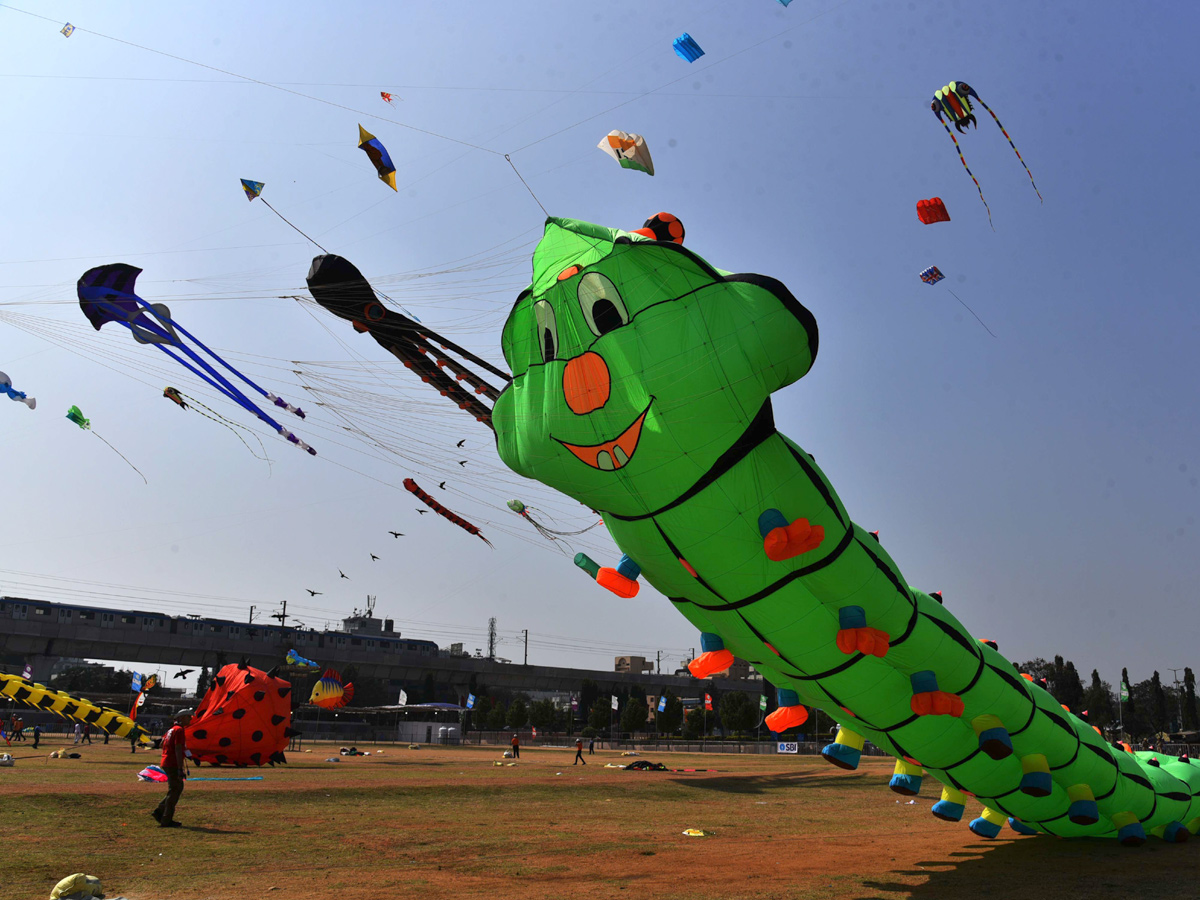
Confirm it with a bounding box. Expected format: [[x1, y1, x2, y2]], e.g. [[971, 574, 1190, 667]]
[[493, 217, 818, 516]]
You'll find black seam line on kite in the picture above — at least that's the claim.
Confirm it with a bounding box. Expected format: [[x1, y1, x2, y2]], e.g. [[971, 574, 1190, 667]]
[[784, 442, 845, 528], [1140, 792, 1159, 825], [855, 535, 911, 600], [0, 4, 502, 156], [652, 519, 836, 688], [936, 746, 983, 773], [923, 611, 984, 659], [605, 400, 776, 522], [666, 525, 856, 612], [1049, 739, 1082, 772], [1161, 792, 1191, 802]]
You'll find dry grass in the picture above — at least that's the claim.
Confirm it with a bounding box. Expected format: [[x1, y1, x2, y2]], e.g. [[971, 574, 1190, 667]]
[[0, 737, 1194, 899]]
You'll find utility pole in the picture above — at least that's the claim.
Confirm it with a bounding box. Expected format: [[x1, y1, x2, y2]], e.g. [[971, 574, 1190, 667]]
[[248, 605, 256, 624], [523, 629, 528, 666], [271, 601, 287, 630], [487, 617, 497, 661], [656, 651, 661, 674]]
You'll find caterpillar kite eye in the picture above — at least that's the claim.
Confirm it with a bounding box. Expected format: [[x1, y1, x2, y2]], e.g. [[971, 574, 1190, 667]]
[[557, 265, 581, 281]]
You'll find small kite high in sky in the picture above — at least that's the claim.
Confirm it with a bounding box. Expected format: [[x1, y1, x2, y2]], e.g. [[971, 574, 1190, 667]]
[[78, 264, 315, 454], [357, 124, 397, 190], [240, 178, 265, 201], [931, 81, 1042, 227], [60, 22, 74, 37], [920, 266, 996, 337], [0, 371, 35, 409], [598, 130, 654, 176], [380, 91, 398, 105], [66, 403, 148, 483], [673, 33, 704, 62], [917, 198, 951, 225]]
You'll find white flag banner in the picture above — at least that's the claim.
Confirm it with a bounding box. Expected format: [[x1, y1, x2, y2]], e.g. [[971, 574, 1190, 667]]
[[398, 690, 408, 706], [611, 695, 619, 711]]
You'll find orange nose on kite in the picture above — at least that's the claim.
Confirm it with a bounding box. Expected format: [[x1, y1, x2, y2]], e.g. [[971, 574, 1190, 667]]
[[563, 352, 610, 415]]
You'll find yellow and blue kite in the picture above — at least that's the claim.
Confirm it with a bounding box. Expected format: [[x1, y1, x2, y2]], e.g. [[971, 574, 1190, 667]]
[[357, 125, 397, 191]]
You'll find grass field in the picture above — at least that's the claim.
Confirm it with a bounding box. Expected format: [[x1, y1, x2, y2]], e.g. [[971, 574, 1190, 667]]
[[1, 737, 1195, 900]]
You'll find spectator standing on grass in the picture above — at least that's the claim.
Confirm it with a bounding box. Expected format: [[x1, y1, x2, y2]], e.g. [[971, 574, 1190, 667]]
[[82, 722, 92, 744], [574, 738, 586, 765], [588, 737, 595, 755], [14, 715, 24, 741], [73, 722, 82, 744], [510, 733, 520, 759], [152, 708, 194, 828], [32, 722, 41, 749]]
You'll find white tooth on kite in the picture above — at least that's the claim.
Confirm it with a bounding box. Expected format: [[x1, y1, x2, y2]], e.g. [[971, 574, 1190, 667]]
[[613, 446, 629, 467], [596, 451, 615, 471]]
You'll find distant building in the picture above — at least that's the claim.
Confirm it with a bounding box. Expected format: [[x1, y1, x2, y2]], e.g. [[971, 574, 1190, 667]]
[[341, 613, 397, 636], [615, 655, 654, 675], [708, 657, 756, 680]]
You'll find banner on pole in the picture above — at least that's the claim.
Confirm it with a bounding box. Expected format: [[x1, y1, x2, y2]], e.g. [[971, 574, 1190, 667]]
[[398, 690, 408, 706], [704, 693, 713, 711], [611, 695, 619, 711], [759, 695, 767, 711], [466, 693, 476, 709], [657, 696, 667, 713]]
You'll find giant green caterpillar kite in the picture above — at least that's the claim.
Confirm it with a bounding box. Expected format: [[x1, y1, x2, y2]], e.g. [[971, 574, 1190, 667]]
[[487, 217, 1199, 845]]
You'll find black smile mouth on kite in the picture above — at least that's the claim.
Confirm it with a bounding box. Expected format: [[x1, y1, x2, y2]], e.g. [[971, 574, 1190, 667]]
[[554, 401, 652, 472]]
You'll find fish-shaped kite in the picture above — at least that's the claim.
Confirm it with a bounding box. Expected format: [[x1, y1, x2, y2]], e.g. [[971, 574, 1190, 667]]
[[357, 125, 397, 191], [286, 648, 319, 669], [310, 669, 355, 709]]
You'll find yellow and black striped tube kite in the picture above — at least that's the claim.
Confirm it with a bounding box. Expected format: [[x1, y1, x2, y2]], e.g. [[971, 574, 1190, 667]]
[[0, 673, 152, 744]]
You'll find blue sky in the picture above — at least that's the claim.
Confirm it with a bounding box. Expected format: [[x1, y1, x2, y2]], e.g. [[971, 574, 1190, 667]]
[[1, 1, 1197, 691]]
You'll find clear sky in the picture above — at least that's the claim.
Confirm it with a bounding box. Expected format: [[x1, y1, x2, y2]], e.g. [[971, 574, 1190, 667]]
[[1, 1, 1197, 692]]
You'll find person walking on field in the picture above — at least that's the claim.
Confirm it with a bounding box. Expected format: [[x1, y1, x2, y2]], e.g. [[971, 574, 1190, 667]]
[[32, 722, 41, 749], [588, 737, 595, 755], [574, 738, 586, 765], [82, 722, 92, 744], [152, 708, 193, 828], [510, 733, 520, 759], [73, 722, 82, 744]]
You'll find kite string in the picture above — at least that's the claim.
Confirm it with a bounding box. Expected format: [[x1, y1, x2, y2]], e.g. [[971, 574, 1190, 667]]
[[939, 118, 994, 231], [945, 289, 997, 339], [973, 96, 1043, 203], [505, 155, 549, 217], [91, 431, 148, 484], [259, 198, 329, 254], [0, 4, 501, 156], [178, 390, 274, 467]]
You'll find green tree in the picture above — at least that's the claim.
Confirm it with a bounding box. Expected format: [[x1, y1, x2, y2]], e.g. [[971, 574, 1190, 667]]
[[486, 701, 507, 731], [1183, 668, 1198, 731], [656, 692, 684, 734], [588, 697, 611, 732], [195, 667, 212, 699], [529, 698, 555, 731], [683, 707, 710, 739], [53, 665, 137, 693], [620, 695, 648, 733], [1083, 669, 1115, 730], [1151, 671, 1169, 737], [719, 691, 756, 736], [1056, 660, 1086, 711], [578, 679, 599, 723], [506, 698, 529, 729]]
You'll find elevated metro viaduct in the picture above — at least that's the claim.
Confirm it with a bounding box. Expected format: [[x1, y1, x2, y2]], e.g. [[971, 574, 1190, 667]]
[[0, 596, 757, 703]]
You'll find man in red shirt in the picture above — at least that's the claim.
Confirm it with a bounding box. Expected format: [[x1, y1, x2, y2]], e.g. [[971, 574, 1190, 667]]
[[152, 708, 193, 828], [510, 733, 520, 759]]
